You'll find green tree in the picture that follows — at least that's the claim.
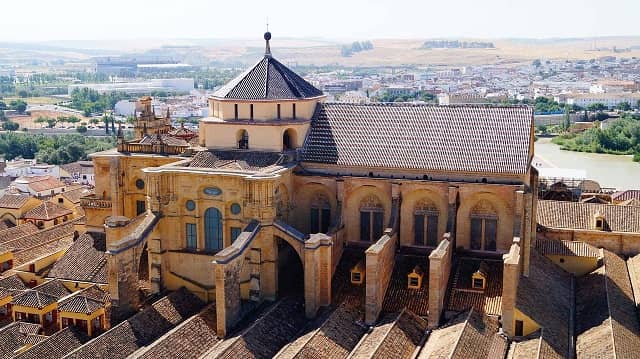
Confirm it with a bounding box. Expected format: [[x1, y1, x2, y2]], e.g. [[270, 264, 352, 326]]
[[0, 101, 6, 111], [17, 90, 29, 98], [563, 106, 571, 130], [3, 120, 19, 131], [9, 100, 27, 114], [616, 101, 631, 111], [587, 103, 607, 112], [76, 125, 87, 134]]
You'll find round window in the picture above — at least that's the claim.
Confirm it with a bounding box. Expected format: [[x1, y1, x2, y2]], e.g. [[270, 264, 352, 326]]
[[135, 179, 145, 190], [186, 200, 196, 211], [230, 203, 241, 215]]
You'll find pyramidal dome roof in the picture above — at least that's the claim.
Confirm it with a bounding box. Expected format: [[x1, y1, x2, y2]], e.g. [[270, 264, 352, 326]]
[[212, 33, 323, 100]]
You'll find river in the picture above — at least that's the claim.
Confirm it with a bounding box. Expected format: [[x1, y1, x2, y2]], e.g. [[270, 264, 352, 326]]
[[534, 137, 640, 191]]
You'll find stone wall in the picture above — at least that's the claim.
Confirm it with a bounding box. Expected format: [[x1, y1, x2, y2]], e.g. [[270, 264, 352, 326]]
[[540, 227, 640, 257], [365, 230, 397, 324], [428, 234, 453, 328], [501, 238, 522, 337]]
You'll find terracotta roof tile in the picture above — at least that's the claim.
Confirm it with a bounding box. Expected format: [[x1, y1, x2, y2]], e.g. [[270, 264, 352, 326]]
[[535, 238, 601, 258], [47, 232, 106, 284], [18, 176, 65, 193], [15, 326, 89, 359], [537, 200, 640, 233], [0, 321, 42, 359], [11, 280, 70, 309], [212, 55, 323, 100], [2, 220, 78, 261], [0, 223, 40, 245], [301, 103, 533, 174], [22, 201, 73, 221], [131, 303, 218, 359], [447, 258, 503, 316], [188, 150, 287, 172], [515, 251, 572, 359], [382, 255, 430, 316], [61, 187, 93, 204], [612, 190, 640, 201], [64, 288, 204, 359], [0, 193, 31, 209]]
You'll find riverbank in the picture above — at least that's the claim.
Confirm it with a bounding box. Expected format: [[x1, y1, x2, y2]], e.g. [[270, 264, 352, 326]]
[[535, 137, 640, 190]]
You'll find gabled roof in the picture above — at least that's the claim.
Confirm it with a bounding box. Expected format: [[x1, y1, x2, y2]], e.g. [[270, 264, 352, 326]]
[[301, 103, 534, 174], [537, 200, 640, 233], [22, 201, 72, 221], [14, 327, 89, 359], [535, 238, 601, 258], [612, 189, 640, 201], [212, 55, 323, 100], [12, 279, 71, 309], [0, 193, 32, 209], [58, 285, 109, 314], [0, 321, 42, 359], [47, 232, 107, 284]]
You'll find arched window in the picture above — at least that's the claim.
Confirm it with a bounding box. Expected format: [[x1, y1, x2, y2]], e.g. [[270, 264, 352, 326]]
[[360, 195, 384, 242], [414, 199, 439, 246], [469, 200, 498, 251], [204, 207, 223, 251], [237, 129, 249, 149], [283, 128, 296, 151], [310, 192, 331, 234]]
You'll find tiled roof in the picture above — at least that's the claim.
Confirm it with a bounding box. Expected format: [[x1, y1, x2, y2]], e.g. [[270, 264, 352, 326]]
[[628, 253, 640, 310], [612, 189, 640, 201], [0, 223, 39, 245], [15, 327, 89, 359], [47, 232, 107, 284], [301, 103, 533, 174], [203, 297, 308, 359], [515, 251, 571, 359], [18, 176, 65, 193], [418, 309, 507, 359], [0, 274, 28, 291], [130, 303, 218, 359], [350, 309, 428, 359], [61, 187, 93, 204], [535, 238, 600, 258], [382, 255, 430, 316], [22, 201, 72, 220], [64, 288, 204, 359], [2, 220, 77, 261], [537, 199, 640, 233], [12, 280, 70, 309], [13, 236, 74, 267], [618, 198, 640, 207], [58, 285, 109, 315], [0, 193, 31, 209], [136, 134, 189, 147], [284, 297, 366, 358], [447, 258, 503, 316], [212, 55, 323, 100], [188, 150, 287, 172], [0, 321, 42, 359]]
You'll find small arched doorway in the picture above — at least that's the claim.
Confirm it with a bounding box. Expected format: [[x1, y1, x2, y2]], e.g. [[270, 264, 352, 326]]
[[276, 237, 304, 297], [282, 128, 297, 151], [237, 129, 249, 149]]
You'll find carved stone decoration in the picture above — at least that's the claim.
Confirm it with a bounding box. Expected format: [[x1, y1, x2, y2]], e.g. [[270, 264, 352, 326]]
[[311, 192, 331, 209], [360, 194, 382, 210], [414, 199, 439, 214], [471, 199, 497, 217]]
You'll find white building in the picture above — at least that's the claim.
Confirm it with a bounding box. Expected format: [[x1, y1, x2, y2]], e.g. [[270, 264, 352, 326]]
[[68, 78, 194, 95], [11, 175, 66, 198], [566, 93, 640, 109], [1, 159, 61, 179]]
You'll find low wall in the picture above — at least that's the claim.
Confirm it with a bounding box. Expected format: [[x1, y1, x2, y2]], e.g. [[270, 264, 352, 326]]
[[365, 230, 397, 324], [428, 233, 453, 328], [540, 227, 640, 257]]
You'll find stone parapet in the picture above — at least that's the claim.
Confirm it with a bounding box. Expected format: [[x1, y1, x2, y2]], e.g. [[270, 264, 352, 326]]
[[428, 233, 453, 328], [365, 229, 397, 324], [501, 237, 522, 337]]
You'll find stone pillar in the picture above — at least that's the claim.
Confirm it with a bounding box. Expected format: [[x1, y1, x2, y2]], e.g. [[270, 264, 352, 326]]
[[109, 157, 123, 217], [259, 228, 277, 301], [523, 192, 533, 277], [502, 239, 521, 337], [365, 232, 396, 324], [304, 233, 332, 318], [447, 186, 458, 244], [214, 258, 242, 338], [428, 235, 452, 328]]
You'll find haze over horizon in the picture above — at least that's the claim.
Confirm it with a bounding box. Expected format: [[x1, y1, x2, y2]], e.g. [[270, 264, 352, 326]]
[[2, 0, 639, 43]]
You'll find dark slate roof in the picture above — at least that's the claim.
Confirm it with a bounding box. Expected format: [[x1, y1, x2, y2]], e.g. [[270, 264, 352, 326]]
[[301, 103, 534, 174], [537, 200, 640, 233], [0, 321, 42, 359], [12, 280, 70, 309], [47, 232, 107, 284], [15, 327, 89, 359], [212, 55, 323, 100]]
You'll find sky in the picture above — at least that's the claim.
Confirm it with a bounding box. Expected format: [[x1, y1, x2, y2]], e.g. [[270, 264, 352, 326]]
[[1, 0, 638, 42]]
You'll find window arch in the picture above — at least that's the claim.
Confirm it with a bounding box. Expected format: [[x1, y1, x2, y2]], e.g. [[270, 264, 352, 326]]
[[469, 200, 498, 251], [283, 128, 297, 151], [204, 207, 223, 251], [414, 199, 439, 246], [310, 192, 331, 234], [237, 129, 249, 149], [360, 195, 384, 242]]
